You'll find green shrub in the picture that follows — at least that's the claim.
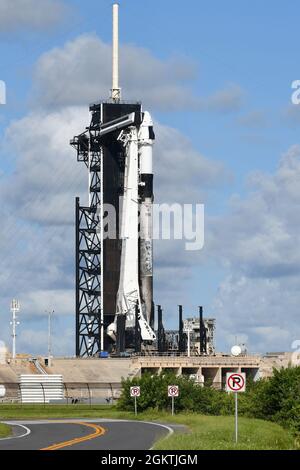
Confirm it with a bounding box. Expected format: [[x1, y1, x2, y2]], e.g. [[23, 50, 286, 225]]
[[250, 366, 300, 432], [117, 366, 300, 435], [234, 366, 300, 434], [117, 373, 232, 414]]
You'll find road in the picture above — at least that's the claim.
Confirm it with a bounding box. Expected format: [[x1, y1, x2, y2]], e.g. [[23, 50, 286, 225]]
[[0, 419, 174, 450]]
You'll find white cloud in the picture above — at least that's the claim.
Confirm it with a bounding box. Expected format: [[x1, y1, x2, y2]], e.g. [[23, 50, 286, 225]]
[[0, 0, 68, 32], [214, 275, 298, 353], [1, 107, 88, 225], [282, 104, 300, 127], [18, 327, 74, 356], [32, 34, 244, 113], [155, 123, 229, 203], [203, 83, 244, 113], [32, 34, 199, 111], [211, 145, 300, 352], [210, 145, 300, 278], [22, 289, 74, 317], [237, 110, 267, 128]]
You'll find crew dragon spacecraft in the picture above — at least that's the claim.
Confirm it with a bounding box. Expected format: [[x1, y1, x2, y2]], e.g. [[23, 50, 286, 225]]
[[71, 4, 156, 356]]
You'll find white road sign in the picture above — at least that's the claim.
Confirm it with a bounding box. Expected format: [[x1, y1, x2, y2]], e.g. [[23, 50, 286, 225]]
[[226, 373, 246, 393], [130, 386, 141, 397], [168, 385, 179, 397]]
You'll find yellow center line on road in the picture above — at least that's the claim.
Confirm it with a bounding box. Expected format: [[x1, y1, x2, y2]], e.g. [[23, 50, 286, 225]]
[[40, 422, 106, 451]]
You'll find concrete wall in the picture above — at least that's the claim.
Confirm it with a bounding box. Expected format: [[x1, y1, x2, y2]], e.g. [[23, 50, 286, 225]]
[[0, 353, 298, 390], [132, 355, 261, 388], [0, 357, 135, 384]]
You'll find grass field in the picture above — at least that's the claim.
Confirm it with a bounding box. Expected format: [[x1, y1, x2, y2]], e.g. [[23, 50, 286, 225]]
[[0, 404, 297, 450], [153, 414, 296, 450], [0, 423, 11, 438]]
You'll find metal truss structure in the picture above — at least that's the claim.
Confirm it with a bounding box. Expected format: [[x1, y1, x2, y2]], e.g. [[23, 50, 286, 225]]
[[71, 129, 104, 357]]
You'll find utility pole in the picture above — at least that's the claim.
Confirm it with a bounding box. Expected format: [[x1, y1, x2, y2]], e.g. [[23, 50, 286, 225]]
[[10, 300, 20, 359], [46, 310, 54, 367]]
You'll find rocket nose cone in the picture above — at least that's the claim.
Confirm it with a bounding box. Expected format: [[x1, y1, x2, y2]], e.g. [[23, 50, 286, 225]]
[[142, 111, 153, 127]]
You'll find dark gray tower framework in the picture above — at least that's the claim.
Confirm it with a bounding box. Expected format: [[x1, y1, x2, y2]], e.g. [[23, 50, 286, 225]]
[[71, 4, 155, 357]]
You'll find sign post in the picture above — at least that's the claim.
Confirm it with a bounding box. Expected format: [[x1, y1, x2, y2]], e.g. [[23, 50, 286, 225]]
[[130, 386, 140, 416], [226, 373, 246, 444], [235, 391, 238, 444], [168, 385, 179, 416]]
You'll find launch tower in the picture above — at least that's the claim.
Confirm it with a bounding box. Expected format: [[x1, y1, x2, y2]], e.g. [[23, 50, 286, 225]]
[[71, 4, 155, 356]]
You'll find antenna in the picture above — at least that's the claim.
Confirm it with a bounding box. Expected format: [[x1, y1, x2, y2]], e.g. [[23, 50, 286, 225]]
[[231, 345, 242, 357], [111, 3, 121, 102]]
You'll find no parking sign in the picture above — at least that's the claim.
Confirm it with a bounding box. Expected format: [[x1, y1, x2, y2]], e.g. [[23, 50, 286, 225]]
[[168, 385, 179, 416], [226, 373, 246, 393], [168, 385, 179, 398], [225, 372, 246, 444], [130, 386, 140, 416], [130, 386, 141, 397]]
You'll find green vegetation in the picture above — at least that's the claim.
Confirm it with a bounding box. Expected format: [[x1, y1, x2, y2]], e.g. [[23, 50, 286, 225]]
[[153, 414, 295, 450], [0, 405, 295, 450], [117, 373, 235, 414], [239, 366, 300, 435], [0, 423, 11, 439], [118, 367, 300, 436], [0, 404, 120, 420]]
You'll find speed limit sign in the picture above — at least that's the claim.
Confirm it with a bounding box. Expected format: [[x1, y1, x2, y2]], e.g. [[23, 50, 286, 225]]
[[168, 385, 179, 397], [130, 386, 141, 397]]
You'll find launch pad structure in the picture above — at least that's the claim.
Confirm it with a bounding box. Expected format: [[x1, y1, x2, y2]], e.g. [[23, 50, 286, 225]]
[[71, 102, 156, 356], [71, 4, 213, 358]]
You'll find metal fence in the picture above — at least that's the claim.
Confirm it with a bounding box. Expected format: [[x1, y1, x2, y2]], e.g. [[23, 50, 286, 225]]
[[0, 382, 123, 406]]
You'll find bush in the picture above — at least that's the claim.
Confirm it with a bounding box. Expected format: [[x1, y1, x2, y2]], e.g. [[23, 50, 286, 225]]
[[246, 366, 300, 432], [117, 373, 232, 414], [117, 366, 300, 435], [232, 366, 300, 434]]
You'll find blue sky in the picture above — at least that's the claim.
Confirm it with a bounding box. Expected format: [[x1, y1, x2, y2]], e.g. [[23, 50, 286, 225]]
[[1, 0, 300, 356], [1, 1, 299, 187]]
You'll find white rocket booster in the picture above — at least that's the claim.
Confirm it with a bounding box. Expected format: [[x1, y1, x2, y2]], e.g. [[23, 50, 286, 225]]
[[107, 112, 156, 343], [138, 112, 155, 326]]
